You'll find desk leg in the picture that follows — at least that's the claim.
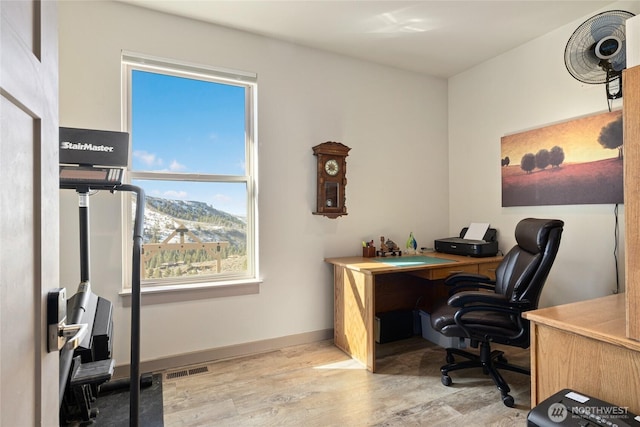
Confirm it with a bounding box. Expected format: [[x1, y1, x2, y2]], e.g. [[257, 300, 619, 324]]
[[333, 265, 375, 372], [529, 321, 539, 408]]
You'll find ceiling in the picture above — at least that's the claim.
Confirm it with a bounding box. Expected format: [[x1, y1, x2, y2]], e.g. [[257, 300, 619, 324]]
[[119, 0, 620, 78]]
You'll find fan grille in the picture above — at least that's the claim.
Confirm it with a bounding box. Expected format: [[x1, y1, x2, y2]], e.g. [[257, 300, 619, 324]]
[[565, 10, 635, 84]]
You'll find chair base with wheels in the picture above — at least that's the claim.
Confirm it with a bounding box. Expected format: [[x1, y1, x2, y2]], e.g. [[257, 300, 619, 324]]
[[439, 341, 530, 407]]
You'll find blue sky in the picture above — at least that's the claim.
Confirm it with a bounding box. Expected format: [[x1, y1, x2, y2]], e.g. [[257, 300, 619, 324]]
[[131, 70, 248, 216]]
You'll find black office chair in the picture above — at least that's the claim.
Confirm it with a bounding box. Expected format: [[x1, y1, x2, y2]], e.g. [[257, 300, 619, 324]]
[[429, 218, 564, 407]]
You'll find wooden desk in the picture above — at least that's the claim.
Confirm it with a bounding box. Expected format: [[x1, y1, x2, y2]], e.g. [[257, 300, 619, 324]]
[[325, 252, 502, 372], [523, 294, 640, 413]]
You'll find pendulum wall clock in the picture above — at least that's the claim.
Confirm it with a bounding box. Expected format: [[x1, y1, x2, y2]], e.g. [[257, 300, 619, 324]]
[[312, 141, 351, 218]]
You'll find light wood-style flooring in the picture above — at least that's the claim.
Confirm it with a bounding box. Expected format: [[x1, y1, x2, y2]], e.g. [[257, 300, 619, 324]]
[[162, 337, 531, 426]]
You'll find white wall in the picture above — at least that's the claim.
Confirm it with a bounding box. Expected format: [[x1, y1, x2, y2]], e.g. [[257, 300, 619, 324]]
[[58, 1, 449, 366], [629, 14, 640, 67], [448, 1, 640, 307]]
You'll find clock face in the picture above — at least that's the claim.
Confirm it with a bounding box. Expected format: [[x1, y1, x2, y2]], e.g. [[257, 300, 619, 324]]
[[324, 159, 339, 176]]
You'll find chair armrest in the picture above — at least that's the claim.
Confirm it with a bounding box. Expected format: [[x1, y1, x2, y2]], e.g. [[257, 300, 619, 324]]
[[444, 272, 492, 286], [444, 273, 496, 295], [447, 291, 508, 308], [453, 303, 529, 341]]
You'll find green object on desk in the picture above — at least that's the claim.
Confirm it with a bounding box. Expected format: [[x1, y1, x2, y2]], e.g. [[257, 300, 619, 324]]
[[375, 256, 455, 267]]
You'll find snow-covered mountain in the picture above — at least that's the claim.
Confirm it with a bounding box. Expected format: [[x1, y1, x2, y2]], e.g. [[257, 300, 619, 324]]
[[142, 196, 246, 251]]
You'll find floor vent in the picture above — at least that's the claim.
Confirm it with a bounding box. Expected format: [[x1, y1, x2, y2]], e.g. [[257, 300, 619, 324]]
[[165, 365, 209, 380], [165, 369, 189, 380], [188, 366, 209, 376]]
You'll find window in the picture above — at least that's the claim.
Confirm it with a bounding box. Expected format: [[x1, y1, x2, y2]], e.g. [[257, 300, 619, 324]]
[[122, 52, 258, 290]]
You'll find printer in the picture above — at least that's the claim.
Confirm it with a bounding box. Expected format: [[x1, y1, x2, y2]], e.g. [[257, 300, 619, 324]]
[[527, 388, 640, 426], [435, 227, 499, 258]]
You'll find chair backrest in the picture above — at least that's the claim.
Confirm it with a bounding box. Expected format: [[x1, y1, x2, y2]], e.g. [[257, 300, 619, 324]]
[[494, 218, 564, 309]]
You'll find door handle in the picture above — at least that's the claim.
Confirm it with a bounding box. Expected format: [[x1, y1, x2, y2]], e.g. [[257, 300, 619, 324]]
[[59, 323, 88, 350], [47, 288, 88, 352]]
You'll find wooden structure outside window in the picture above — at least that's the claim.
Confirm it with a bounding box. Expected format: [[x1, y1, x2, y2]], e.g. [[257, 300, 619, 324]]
[[141, 222, 229, 279]]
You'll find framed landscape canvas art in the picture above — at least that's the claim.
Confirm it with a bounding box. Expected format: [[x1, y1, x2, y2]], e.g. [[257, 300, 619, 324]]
[[501, 110, 623, 207]]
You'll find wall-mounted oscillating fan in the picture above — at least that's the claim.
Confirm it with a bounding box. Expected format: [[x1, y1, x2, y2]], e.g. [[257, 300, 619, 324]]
[[565, 10, 635, 99]]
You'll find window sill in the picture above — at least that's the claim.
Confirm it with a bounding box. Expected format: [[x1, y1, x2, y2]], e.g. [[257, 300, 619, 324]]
[[119, 278, 262, 306]]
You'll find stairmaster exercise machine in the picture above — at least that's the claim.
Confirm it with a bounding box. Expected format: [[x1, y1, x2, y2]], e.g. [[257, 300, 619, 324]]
[[51, 127, 145, 426]]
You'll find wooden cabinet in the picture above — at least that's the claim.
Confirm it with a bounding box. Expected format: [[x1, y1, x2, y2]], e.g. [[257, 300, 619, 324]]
[[524, 294, 640, 413], [624, 65, 640, 341]]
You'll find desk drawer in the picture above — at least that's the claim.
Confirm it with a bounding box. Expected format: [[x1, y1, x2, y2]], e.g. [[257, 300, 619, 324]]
[[479, 262, 500, 280], [411, 264, 479, 281]]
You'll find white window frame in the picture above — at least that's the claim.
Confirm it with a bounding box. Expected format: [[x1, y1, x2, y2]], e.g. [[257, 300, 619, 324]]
[[121, 51, 259, 292]]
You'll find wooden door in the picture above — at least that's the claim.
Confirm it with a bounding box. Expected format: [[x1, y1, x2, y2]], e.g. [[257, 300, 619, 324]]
[[1, 1, 59, 425]]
